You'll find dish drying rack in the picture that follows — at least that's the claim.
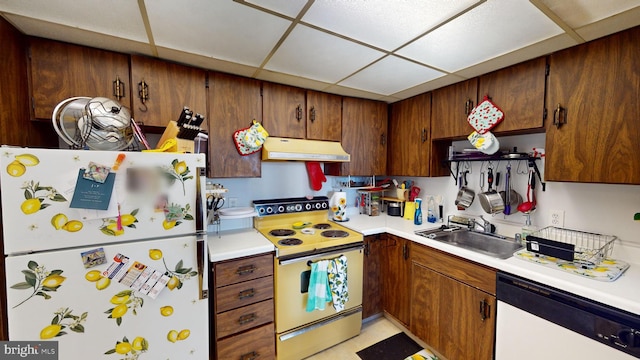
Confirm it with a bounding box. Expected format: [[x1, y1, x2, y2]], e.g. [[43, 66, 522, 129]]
[[525, 226, 617, 268]]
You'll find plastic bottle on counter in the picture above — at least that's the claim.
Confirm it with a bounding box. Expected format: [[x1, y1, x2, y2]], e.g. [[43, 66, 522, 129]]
[[427, 196, 437, 223], [521, 213, 536, 246], [414, 198, 423, 225]]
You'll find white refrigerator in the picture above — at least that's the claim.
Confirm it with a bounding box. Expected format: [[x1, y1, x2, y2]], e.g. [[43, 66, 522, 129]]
[[1, 147, 208, 359]]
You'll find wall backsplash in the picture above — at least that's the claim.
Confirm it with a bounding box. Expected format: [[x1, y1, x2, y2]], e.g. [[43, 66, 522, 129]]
[[208, 133, 640, 253]]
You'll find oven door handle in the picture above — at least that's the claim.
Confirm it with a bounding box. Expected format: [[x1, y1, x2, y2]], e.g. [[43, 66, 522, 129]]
[[278, 244, 363, 266]]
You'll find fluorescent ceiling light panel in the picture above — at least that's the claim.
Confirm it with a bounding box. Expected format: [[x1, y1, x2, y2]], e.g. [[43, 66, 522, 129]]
[[264, 24, 385, 84], [0, 0, 148, 42], [302, 0, 481, 51], [539, 0, 640, 28], [340, 55, 445, 96], [398, 0, 564, 72], [146, 0, 291, 67], [245, 0, 309, 18]]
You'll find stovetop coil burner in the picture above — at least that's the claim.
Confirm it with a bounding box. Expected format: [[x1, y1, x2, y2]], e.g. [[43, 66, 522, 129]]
[[320, 230, 349, 238], [313, 223, 332, 230], [270, 229, 296, 237], [278, 238, 303, 246]]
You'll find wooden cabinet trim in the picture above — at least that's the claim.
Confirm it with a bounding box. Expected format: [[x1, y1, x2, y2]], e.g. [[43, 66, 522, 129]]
[[215, 299, 274, 339], [215, 275, 273, 313], [411, 242, 497, 295], [214, 253, 273, 287]]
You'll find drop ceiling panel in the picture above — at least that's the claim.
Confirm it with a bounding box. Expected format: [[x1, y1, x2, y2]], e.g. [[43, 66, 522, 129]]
[[145, 0, 291, 67], [539, 0, 640, 28], [244, 0, 309, 18], [3, 14, 153, 56], [264, 24, 385, 84], [301, 0, 481, 51], [340, 55, 445, 95], [398, 0, 563, 72], [0, 0, 147, 42]]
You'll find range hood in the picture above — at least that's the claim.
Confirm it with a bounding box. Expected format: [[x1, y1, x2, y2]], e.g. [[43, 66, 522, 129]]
[[262, 137, 350, 162]]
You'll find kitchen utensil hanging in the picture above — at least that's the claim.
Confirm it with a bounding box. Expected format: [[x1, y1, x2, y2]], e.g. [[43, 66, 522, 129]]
[[499, 164, 522, 215], [478, 167, 504, 214]]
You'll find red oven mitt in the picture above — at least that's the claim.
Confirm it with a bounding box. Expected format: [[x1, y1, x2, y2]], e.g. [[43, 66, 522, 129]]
[[305, 161, 326, 191]]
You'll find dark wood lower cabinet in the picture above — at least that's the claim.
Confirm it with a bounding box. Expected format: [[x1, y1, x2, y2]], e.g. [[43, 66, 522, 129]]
[[381, 235, 411, 326], [362, 234, 384, 319], [411, 243, 496, 360]]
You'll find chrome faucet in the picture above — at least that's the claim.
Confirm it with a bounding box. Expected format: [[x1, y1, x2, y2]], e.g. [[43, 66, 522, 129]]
[[470, 216, 494, 234]]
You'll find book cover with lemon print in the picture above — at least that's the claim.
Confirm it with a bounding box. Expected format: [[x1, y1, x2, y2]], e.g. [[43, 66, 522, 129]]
[[2, 148, 208, 359]]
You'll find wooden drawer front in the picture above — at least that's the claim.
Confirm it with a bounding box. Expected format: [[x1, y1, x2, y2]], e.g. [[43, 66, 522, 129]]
[[216, 299, 274, 339], [215, 253, 273, 287], [217, 323, 275, 360], [411, 243, 496, 294], [216, 276, 273, 313]]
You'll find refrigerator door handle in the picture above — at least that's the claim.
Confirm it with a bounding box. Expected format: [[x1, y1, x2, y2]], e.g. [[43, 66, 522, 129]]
[[197, 234, 209, 299], [195, 167, 206, 234]]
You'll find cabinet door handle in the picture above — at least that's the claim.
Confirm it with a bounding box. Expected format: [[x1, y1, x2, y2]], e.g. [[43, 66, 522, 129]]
[[402, 243, 409, 260], [310, 106, 316, 122], [421, 129, 427, 143], [240, 351, 260, 360], [238, 288, 256, 299], [553, 103, 567, 129], [296, 104, 302, 122], [380, 133, 386, 146], [137, 79, 149, 112], [464, 99, 474, 115], [364, 243, 370, 256], [238, 313, 257, 325], [112, 76, 125, 100], [479, 299, 491, 321], [236, 265, 256, 275]]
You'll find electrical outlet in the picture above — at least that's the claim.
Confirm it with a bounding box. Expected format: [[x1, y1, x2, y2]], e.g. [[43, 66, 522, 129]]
[[550, 210, 565, 227], [229, 197, 238, 208]]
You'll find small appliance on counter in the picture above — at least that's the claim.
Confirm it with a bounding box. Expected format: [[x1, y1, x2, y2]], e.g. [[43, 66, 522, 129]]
[[386, 201, 403, 217]]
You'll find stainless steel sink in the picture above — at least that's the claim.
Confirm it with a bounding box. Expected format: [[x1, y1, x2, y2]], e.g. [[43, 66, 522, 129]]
[[415, 228, 523, 259]]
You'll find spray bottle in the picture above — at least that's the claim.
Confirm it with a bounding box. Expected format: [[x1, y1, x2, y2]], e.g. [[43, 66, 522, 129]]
[[414, 198, 423, 225]]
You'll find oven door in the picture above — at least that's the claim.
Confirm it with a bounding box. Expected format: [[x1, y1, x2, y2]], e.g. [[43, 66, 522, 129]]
[[275, 243, 364, 333]]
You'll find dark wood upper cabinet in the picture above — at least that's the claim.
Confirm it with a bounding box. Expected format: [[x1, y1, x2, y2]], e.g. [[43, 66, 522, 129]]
[[545, 26, 640, 184], [130, 55, 207, 129], [431, 78, 478, 140], [388, 93, 431, 176], [478, 57, 547, 134], [262, 82, 307, 139], [306, 90, 342, 141], [331, 97, 387, 176], [208, 72, 262, 178], [28, 38, 130, 121]]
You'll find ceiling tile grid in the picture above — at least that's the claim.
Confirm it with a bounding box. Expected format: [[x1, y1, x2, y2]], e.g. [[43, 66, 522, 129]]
[[1, 0, 640, 102], [264, 23, 385, 84], [145, 0, 292, 67]]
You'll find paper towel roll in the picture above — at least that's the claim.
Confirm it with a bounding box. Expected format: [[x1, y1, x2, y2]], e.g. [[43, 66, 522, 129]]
[[330, 191, 348, 221]]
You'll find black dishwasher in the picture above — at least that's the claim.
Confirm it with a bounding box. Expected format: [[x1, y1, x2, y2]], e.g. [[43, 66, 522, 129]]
[[496, 272, 640, 358]]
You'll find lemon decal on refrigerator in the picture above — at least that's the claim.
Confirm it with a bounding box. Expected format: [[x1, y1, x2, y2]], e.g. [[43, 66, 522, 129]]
[[149, 249, 163, 260], [10, 261, 65, 308], [19, 181, 67, 215], [100, 209, 139, 236], [160, 306, 173, 317], [38, 308, 87, 340], [105, 290, 143, 326], [6, 153, 39, 177], [105, 335, 148, 357]]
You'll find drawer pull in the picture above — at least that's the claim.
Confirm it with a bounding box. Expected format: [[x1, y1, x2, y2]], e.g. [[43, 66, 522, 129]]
[[236, 265, 256, 275], [238, 288, 256, 299], [240, 351, 260, 360], [238, 313, 257, 325]]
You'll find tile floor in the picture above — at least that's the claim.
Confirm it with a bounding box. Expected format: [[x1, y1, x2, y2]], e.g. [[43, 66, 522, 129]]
[[304, 316, 402, 360]]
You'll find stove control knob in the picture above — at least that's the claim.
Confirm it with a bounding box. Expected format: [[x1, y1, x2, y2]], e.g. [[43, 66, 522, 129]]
[[305, 203, 312, 210], [258, 207, 265, 215], [266, 206, 274, 214], [295, 204, 302, 212], [278, 205, 285, 214], [321, 202, 328, 209], [315, 203, 321, 209]]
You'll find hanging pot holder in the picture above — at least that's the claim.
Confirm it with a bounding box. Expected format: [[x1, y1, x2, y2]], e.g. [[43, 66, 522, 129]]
[[233, 120, 269, 156], [467, 95, 504, 134]]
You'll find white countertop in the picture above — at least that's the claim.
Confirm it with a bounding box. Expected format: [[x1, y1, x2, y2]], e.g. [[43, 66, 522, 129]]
[[207, 228, 274, 262], [342, 213, 640, 316], [206, 214, 640, 316]]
